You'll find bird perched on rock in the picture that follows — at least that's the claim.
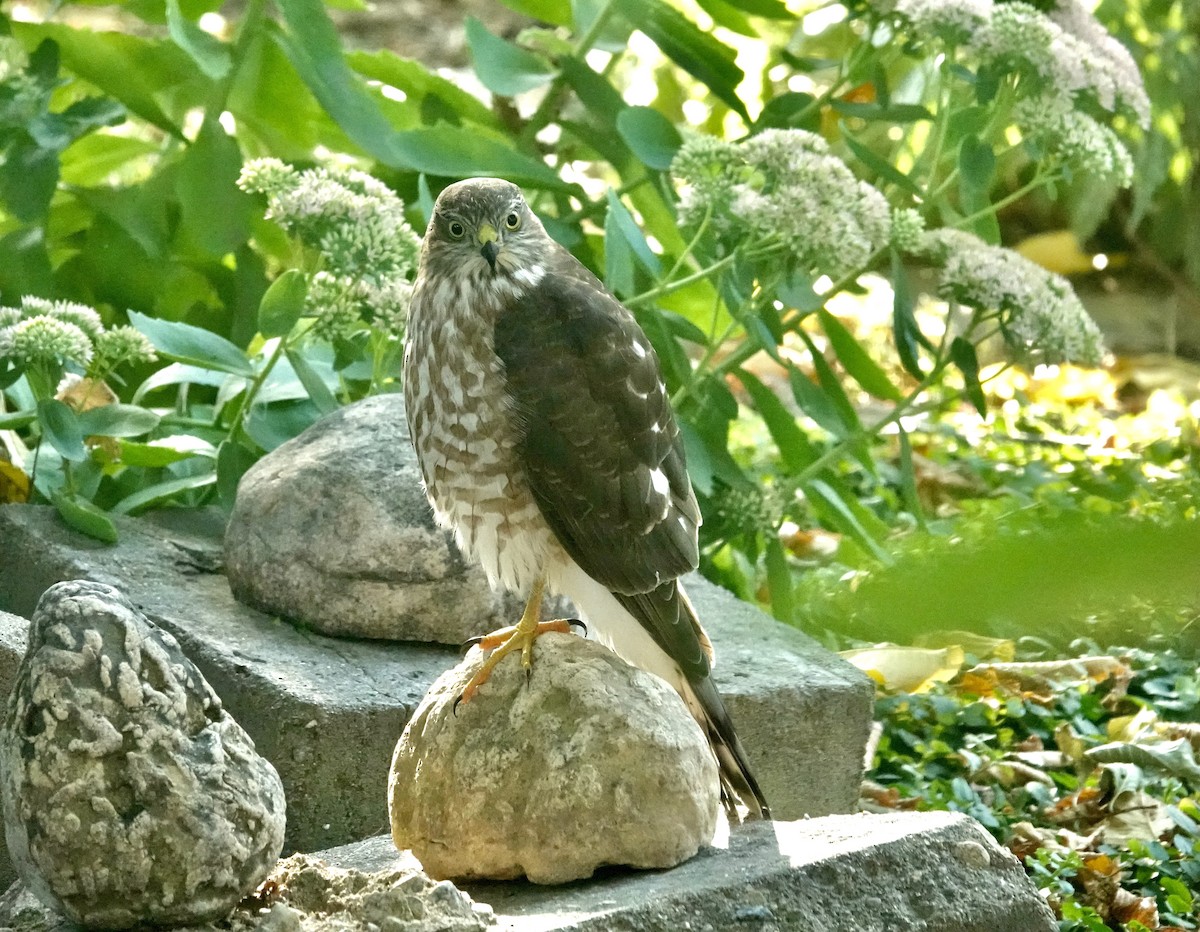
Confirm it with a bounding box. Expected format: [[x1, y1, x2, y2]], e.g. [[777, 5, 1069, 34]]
[[403, 177, 769, 820]]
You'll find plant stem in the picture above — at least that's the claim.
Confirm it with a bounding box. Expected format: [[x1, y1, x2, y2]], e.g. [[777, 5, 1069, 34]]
[[625, 253, 739, 308], [228, 336, 289, 445], [519, 0, 617, 149]]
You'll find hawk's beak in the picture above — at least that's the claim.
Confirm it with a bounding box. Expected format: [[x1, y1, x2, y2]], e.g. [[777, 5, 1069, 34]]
[[477, 223, 499, 270]]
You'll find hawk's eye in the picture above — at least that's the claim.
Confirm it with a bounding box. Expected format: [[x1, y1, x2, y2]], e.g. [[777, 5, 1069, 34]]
[[504, 212, 521, 230], [447, 220, 466, 239]]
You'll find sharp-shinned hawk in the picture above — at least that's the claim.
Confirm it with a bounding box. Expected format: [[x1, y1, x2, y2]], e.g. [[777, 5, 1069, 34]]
[[403, 177, 769, 820]]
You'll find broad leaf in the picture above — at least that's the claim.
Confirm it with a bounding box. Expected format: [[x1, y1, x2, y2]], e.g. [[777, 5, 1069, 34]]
[[129, 310, 255, 377], [818, 309, 904, 402], [614, 0, 746, 119], [76, 404, 161, 438], [217, 439, 259, 509], [258, 270, 308, 338], [764, 537, 795, 623], [348, 49, 497, 129], [616, 106, 682, 171], [166, 0, 230, 78], [285, 347, 340, 415], [389, 126, 569, 189], [38, 399, 87, 462], [606, 191, 662, 277], [891, 250, 927, 379], [737, 368, 815, 474], [465, 17, 557, 98], [112, 470, 217, 514], [52, 489, 118, 543], [950, 336, 987, 416]]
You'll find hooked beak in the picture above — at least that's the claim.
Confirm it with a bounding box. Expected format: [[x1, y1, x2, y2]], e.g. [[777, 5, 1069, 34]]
[[477, 223, 499, 270]]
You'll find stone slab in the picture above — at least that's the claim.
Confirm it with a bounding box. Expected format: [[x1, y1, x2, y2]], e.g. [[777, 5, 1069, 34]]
[[323, 812, 1057, 932], [0, 610, 27, 894], [0, 503, 873, 851]]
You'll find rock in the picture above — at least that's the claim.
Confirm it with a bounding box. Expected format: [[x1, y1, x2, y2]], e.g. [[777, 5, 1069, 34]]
[[0, 608, 28, 892], [389, 633, 720, 884], [0, 580, 286, 929], [224, 393, 511, 643], [254, 853, 491, 932]]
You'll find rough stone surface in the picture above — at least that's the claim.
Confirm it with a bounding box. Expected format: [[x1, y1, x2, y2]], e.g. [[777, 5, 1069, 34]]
[[0, 853, 493, 932], [0, 503, 872, 851], [333, 813, 1058, 932], [224, 394, 511, 643], [0, 580, 286, 929], [390, 634, 719, 883], [0, 609, 28, 893]]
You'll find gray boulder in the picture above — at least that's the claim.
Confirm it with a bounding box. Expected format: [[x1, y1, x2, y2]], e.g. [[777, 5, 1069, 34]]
[[224, 393, 510, 643], [0, 580, 286, 929], [389, 633, 719, 884]]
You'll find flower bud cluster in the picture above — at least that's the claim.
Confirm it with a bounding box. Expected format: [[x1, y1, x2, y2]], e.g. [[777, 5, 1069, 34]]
[[0, 297, 156, 373]]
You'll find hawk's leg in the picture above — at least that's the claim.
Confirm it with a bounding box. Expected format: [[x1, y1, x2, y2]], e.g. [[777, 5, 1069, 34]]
[[457, 576, 577, 705]]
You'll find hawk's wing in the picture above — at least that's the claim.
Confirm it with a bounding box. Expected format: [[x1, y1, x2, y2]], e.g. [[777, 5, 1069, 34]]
[[493, 248, 705, 650]]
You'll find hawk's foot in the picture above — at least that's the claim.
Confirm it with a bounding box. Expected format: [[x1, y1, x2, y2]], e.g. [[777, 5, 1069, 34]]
[[456, 618, 581, 710]]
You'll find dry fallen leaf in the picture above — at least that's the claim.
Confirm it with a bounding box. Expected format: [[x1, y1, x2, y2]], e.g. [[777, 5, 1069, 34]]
[[840, 644, 965, 692]]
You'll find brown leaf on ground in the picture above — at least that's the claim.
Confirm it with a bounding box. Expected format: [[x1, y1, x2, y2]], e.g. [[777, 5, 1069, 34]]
[[1109, 887, 1159, 929]]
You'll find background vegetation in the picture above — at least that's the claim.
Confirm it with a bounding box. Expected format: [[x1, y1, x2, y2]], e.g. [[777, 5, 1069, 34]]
[[0, 0, 1197, 927]]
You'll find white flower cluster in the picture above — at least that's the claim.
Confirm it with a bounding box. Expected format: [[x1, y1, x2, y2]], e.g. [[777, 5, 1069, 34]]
[[875, 0, 1149, 127], [889, 207, 927, 252], [672, 129, 892, 279], [919, 229, 1105, 365], [1013, 94, 1133, 185], [238, 159, 419, 338], [0, 296, 157, 373]]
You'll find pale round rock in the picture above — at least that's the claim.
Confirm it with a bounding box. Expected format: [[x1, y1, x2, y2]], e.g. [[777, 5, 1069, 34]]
[[223, 393, 511, 643], [0, 580, 286, 929], [388, 633, 719, 884]]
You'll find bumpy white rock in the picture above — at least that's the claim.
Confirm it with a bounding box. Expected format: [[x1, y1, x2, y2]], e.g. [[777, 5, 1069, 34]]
[[389, 633, 719, 884], [0, 580, 286, 929], [224, 393, 513, 643]]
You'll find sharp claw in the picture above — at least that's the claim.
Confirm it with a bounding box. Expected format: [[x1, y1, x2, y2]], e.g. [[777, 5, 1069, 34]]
[[461, 635, 484, 653], [453, 694, 463, 716], [567, 618, 587, 636]]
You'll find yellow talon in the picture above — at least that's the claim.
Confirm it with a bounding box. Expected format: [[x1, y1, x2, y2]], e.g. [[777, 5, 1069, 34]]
[[457, 578, 578, 707]]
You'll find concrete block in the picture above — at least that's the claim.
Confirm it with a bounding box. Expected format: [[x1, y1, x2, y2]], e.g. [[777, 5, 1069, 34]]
[[0, 504, 873, 852], [323, 812, 1057, 932]]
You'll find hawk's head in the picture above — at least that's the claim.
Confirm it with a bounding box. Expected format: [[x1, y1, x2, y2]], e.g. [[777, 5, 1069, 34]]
[[421, 178, 546, 288]]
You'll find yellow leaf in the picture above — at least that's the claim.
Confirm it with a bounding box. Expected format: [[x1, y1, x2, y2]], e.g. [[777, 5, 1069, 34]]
[[839, 644, 965, 692], [0, 461, 30, 504], [915, 630, 1015, 661]]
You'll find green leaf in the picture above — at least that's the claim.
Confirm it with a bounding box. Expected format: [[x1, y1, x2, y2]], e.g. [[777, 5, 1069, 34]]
[[75, 404, 161, 438], [614, 0, 747, 119], [818, 309, 904, 402], [258, 269, 308, 338], [615, 106, 682, 171], [0, 410, 36, 430], [496, 0, 572, 25], [217, 439, 258, 509], [756, 92, 819, 132], [134, 362, 238, 401], [52, 489, 118, 543], [38, 399, 87, 462], [1087, 739, 1200, 783], [959, 135, 995, 193], [806, 478, 891, 563], [273, 0, 399, 165], [285, 347, 339, 415], [465, 16, 557, 97], [175, 115, 254, 257], [891, 250, 927, 380], [348, 49, 498, 129], [764, 537, 795, 623], [0, 138, 59, 221], [606, 191, 662, 276], [694, 0, 758, 37], [112, 469, 217, 514], [896, 425, 926, 529], [718, 0, 790, 16], [13, 23, 187, 136], [390, 125, 569, 189], [950, 335, 987, 416], [737, 368, 816, 474], [788, 365, 852, 439], [116, 439, 202, 467], [842, 129, 922, 197], [165, 0, 230, 78], [604, 200, 636, 298], [128, 310, 255, 377]]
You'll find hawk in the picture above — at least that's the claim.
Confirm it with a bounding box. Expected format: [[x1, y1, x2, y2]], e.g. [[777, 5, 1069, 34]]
[[403, 177, 769, 820]]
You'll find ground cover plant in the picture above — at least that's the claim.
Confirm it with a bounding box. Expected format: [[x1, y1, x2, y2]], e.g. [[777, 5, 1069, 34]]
[[0, 0, 1196, 925]]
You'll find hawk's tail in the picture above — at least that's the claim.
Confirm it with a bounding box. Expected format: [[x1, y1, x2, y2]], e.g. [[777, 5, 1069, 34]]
[[681, 664, 772, 822], [612, 583, 771, 822]]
